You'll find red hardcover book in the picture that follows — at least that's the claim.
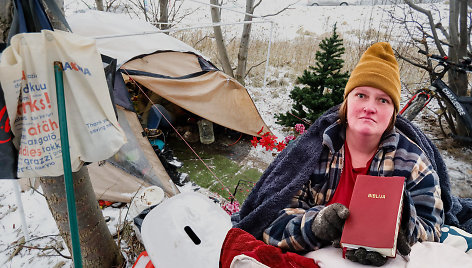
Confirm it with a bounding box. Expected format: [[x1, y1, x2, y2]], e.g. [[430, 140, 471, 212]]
[[340, 175, 405, 257]]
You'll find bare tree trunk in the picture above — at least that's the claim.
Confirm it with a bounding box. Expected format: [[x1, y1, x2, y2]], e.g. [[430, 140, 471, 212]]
[[209, 0, 234, 77], [448, 0, 467, 96], [159, 0, 169, 31], [448, 0, 469, 137], [446, 0, 467, 97], [449, 0, 459, 62], [40, 166, 124, 267], [42, 0, 66, 30], [235, 0, 254, 85], [95, 0, 104, 11], [0, 0, 13, 43]]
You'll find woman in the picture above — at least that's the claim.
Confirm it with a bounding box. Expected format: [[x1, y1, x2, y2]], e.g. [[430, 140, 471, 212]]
[[232, 42, 444, 266]]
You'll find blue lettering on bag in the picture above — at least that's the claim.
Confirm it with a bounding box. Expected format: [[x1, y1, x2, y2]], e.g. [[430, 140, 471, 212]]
[[63, 61, 92, 76]]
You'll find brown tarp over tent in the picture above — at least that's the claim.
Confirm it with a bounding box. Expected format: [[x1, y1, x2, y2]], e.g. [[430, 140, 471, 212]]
[[121, 52, 271, 137], [88, 162, 150, 203]]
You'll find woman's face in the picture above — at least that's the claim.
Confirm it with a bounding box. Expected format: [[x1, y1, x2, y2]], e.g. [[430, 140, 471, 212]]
[[346, 86, 395, 138]]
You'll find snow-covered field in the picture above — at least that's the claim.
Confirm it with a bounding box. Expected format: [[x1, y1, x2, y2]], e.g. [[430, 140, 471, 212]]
[[1, 0, 471, 267]]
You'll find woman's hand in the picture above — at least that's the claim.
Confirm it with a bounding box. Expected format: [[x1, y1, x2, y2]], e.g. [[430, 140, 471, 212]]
[[345, 227, 411, 266], [311, 203, 350, 242], [397, 227, 411, 256], [345, 248, 387, 266]]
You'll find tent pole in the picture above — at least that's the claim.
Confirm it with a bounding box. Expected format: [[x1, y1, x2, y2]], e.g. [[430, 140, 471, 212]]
[[189, 0, 264, 19], [262, 21, 273, 90], [12, 179, 30, 242], [54, 61, 83, 268]]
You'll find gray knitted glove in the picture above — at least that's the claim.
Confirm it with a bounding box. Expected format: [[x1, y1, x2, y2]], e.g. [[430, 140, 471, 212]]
[[345, 227, 411, 266], [311, 203, 350, 242], [345, 248, 387, 266], [396, 227, 411, 256]]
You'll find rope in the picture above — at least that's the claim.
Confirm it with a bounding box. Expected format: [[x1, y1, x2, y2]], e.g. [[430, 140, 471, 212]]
[[188, 0, 265, 19], [227, 133, 243, 146], [288, 111, 312, 125], [123, 71, 235, 200]]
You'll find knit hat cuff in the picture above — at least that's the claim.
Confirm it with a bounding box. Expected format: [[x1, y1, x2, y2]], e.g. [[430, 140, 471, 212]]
[[345, 71, 400, 110]]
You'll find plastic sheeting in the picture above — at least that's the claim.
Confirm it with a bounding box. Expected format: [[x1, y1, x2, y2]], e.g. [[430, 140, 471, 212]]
[[106, 107, 179, 198]]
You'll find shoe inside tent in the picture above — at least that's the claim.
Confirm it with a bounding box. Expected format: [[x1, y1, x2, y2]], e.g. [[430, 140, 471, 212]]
[[60, 10, 271, 203]]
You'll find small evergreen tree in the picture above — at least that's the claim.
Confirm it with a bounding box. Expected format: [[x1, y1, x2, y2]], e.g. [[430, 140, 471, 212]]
[[275, 24, 349, 128]]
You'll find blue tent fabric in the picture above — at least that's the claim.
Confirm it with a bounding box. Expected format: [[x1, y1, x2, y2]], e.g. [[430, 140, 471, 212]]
[[30, 0, 54, 30], [147, 105, 174, 130], [101, 54, 119, 119], [8, 0, 54, 43], [113, 70, 135, 112]]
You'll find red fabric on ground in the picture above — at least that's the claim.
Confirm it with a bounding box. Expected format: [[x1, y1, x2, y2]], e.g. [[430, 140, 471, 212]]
[[220, 228, 319, 268]]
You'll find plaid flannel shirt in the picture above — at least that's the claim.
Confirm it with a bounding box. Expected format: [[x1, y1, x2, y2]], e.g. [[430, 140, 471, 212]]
[[262, 122, 444, 253]]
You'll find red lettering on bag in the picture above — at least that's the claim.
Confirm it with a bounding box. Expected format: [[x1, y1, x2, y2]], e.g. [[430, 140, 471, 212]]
[[44, 92, 51, 108], [20, 146, 42, 157], [70, 62, 79, 71], [0, 106, 12, 144], [17, 94, 51, 114], [27, 119, 58, 136]]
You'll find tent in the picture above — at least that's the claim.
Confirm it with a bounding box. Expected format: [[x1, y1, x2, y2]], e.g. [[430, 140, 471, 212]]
[[64, 10, 271, 202]]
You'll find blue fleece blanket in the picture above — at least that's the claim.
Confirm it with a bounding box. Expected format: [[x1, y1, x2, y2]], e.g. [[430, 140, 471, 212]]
[[232, 105, 472, 239]]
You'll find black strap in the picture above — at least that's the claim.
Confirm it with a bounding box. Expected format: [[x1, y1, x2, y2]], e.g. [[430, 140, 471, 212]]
[[121, 69, 210, 80]]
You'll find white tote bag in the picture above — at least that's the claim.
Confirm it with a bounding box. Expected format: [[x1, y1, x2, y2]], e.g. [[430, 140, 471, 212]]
[[0, 30, 126, 178]]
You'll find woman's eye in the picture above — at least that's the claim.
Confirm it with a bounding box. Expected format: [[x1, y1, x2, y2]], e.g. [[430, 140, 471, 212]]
[[357, 93, 365, 98], [380, 98, 389, 104]]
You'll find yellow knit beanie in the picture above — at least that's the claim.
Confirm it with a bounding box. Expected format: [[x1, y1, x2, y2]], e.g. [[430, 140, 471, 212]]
[[344, 42, 401, 110]]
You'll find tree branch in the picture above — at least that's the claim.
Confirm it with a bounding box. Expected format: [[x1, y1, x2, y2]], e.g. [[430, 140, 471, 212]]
[[395, 50, 429, 72], [22, 245, 72, 259], [193, 35, 210, 47], [254, 0, 263, 10], [1, 235, 63, 253], [434, 22, 450, 41], [79, 0, 93, 9], [245, 60, 266, 78], [262, 2, 297, 18], [404, 0, 446, 56], [105, 0, 120, 11], [423, 31, 451, 47]]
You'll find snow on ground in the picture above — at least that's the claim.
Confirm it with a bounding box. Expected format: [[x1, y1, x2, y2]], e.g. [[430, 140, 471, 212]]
[[1, 0, 472, 267], [0, 181, 71, 267]]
